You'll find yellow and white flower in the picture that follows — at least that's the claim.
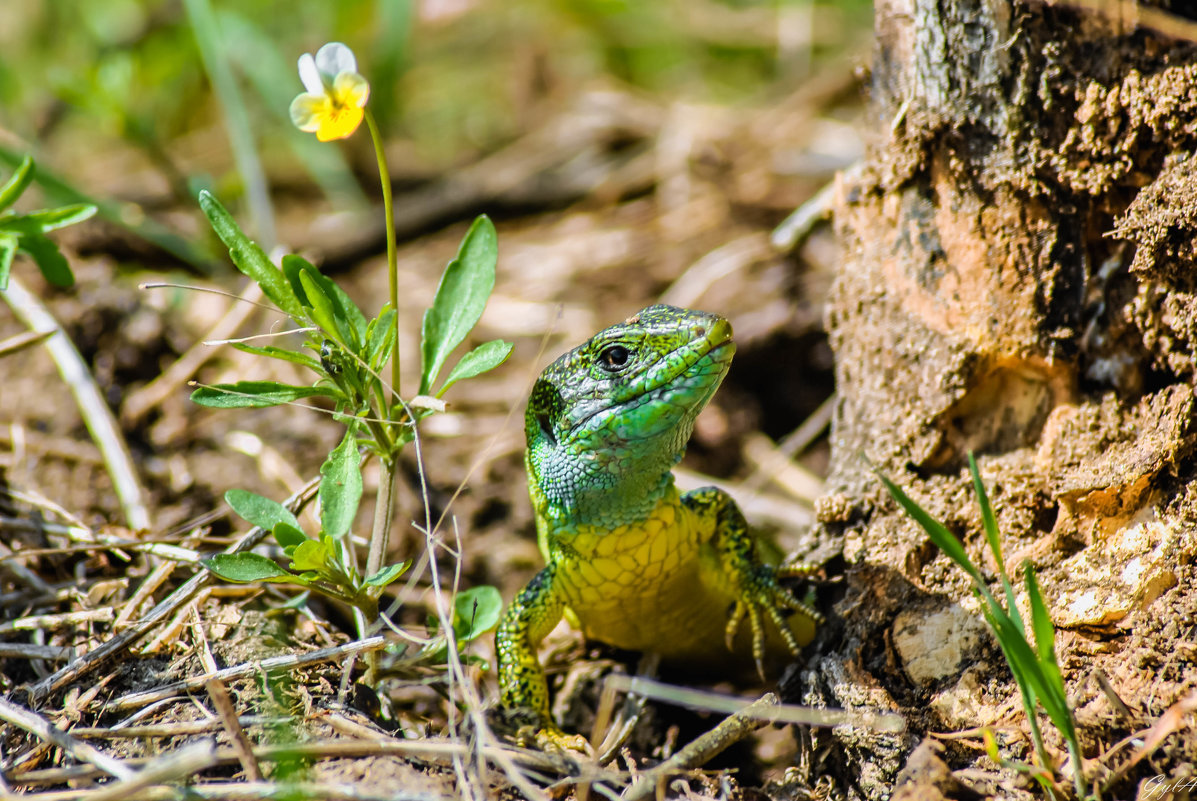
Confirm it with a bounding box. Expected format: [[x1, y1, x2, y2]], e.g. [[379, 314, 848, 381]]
[[289, 42, 369, 142]]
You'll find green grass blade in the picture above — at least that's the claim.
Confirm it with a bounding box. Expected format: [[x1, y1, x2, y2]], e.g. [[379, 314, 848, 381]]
[[876, 469, 986, 586], [968, 452, 1003, 570], [0, 146, 216, 272], [1025, 565, 1077, 740], [967, 452, 1024, 631], [987, 601, 1075, 743], [1025, 564, 1059, 668], [183, 0, 275, 249]]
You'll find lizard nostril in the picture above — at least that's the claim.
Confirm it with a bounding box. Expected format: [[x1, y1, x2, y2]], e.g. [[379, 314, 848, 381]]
[[694, 325, 706, 337]]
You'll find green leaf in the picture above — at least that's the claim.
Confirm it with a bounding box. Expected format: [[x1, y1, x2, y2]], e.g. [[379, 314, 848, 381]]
[[281, 253, 312, 307], [22, 204, 97, 232], [0, 233, 16, 291], [18, 232, 74, 288], [286, 257, 367, 350], [225, 488, 301, 532], [364, 560, 412, 588], [198, 190, 304, 320], [366, 308, 396, 372], [202, 553, 296, 583], [452, 585, 503, 642], [298, 268, 349, 347], [438, 339, 513, 397], [272, 522, 308, 551], [319, 427, 363, 539], [290, 538, 333, 573], [0, 156, 33, 212], [191, 380, 339, 408], [304, 265, 368, 347], [420, 215, 498, 394], [230, 342, 322, 371]]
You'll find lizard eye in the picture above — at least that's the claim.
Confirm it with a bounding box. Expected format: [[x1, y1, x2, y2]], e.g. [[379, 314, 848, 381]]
[[598, 345, 630, 371]]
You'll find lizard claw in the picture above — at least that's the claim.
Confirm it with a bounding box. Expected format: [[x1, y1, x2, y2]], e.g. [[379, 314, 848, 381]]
[[724, 562, 824, 677], [724, 601, 746, 652]]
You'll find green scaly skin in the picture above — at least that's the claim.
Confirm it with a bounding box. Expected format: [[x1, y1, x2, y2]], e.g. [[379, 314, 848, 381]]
[[495, 304, 823, 751]]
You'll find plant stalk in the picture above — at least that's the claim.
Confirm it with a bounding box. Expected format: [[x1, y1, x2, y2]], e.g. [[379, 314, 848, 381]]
[[363, 457, 397, 682], [365, 110, 399, 402], [363, 111, 400, 685]]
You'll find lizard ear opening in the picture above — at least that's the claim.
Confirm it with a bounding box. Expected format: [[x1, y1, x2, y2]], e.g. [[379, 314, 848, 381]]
[[536, 412, 558, 446]]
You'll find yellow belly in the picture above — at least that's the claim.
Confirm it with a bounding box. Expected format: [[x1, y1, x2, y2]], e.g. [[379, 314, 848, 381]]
[[551, 492, 739, 662]]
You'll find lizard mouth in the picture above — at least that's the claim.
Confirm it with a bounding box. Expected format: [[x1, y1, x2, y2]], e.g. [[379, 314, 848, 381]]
[[567, 322, 735, 437]]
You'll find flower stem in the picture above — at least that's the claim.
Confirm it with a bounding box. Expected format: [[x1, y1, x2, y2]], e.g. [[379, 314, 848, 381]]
[[365, 110, 399, 405], [364, 457, 396, 684], [364, 111, 400, 685]]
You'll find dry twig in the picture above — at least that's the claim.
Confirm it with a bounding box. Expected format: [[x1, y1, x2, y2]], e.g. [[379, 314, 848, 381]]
[[0, 695, 134, 781], [2, 275, 150, 531], [26, 477, 319, 703]]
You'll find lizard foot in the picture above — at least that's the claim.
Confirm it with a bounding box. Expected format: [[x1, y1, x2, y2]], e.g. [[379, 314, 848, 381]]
[[516, 723, 593, 755], [724, 562, 825, 679]]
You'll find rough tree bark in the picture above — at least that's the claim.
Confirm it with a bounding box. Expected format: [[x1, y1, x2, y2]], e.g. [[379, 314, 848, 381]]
[[808, 1, 1197, 799]]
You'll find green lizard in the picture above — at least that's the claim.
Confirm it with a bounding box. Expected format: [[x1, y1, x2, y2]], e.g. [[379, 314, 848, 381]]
[[496, 304, 822, 751]]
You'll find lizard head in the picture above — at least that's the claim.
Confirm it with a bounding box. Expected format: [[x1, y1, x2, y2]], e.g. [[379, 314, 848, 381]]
[[526, 304, 734, 519]]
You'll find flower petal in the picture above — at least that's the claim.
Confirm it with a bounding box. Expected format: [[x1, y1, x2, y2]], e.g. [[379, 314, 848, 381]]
[[316, 106, 364, 141], [297, 53, 324, 95], [289, 93, 327, 132], [315, 42, 356, 80], [333, 71, 370, 109]]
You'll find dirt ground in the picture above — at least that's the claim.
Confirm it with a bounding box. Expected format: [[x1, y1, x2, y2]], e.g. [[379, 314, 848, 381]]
[[2, 5, 1197, 801]]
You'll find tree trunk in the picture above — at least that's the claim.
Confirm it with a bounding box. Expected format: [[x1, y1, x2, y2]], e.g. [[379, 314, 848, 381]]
[[812, 2, 1197, 798]]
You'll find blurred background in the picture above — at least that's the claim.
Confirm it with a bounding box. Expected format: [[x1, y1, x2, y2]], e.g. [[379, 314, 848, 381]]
[[0, 0, 870, 633]]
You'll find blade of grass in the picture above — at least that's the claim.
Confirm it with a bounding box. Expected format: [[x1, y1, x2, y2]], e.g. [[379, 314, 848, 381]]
[[879, 458, 1088, 798], [874, 470, 986, 587], [0, 146, 215, 272], [183, 0, 275, 250], [968, 452, 1024, 633]]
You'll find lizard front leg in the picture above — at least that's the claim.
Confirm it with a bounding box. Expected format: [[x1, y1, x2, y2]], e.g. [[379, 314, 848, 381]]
[[683, 487, 824, 676], [496, 563, 590, 752]]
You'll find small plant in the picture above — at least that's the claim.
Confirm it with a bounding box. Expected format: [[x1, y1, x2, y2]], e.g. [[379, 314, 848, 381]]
[[194, 42, 508, 667], [877, 453, 1088, 800], [0, 155, 97, 291]]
